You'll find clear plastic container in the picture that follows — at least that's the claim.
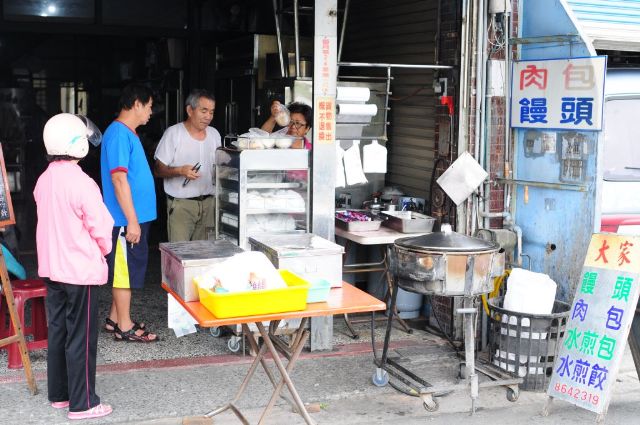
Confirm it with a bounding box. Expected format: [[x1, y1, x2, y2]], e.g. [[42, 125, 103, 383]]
[[275, 104, 290, 127]]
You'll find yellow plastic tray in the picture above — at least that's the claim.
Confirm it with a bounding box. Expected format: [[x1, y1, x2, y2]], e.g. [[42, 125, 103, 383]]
[[195, 270, 309, 318]]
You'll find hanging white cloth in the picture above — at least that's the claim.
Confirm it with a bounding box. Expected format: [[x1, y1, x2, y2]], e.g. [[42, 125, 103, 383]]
[[362, 140, 387, 173], [336, 144, 346, 188], [343, 140, 368, 186]]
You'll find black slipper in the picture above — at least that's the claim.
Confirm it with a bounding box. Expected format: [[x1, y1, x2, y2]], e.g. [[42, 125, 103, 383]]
[[105, 318, 146, 333], [113, 323, 159, 343]]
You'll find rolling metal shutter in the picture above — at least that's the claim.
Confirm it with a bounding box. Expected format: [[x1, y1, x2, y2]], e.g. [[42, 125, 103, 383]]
[[342, 0, 439, 200], [566, 0, 640, 51]]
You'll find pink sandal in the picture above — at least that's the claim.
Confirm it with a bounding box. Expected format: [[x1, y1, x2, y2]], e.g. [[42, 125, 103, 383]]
[[68, 403, 113, 420]]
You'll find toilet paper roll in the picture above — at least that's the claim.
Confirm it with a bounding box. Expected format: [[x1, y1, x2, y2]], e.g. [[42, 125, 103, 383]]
[[337, 86, 371, 102], [337, 103, 378, 117]]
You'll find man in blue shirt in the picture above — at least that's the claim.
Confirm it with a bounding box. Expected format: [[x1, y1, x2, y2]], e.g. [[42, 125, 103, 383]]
[[101, 84, 158, 343]]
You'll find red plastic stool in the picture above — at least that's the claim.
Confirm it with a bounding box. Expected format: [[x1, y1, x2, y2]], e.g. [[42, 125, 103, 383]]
[[0, 279, 48, 369]]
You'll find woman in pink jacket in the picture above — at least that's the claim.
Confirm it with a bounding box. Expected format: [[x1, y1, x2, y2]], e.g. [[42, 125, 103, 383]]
[[34, 113, 114, 420]]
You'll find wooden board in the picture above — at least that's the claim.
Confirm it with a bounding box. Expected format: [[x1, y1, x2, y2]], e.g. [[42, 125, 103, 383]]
[[0, 144, 15, 226]]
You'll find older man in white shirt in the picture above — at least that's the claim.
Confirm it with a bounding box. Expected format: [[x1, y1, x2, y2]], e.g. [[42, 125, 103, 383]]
[[154, 89, 221, 241]]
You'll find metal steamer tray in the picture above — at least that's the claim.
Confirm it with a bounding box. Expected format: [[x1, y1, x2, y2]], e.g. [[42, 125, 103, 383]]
[[381, 211, 436, 233], [335, 210, 383, 232]]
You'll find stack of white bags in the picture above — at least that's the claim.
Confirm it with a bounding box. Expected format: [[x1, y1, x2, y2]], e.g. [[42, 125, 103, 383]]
[[493, 268, 557, 377]]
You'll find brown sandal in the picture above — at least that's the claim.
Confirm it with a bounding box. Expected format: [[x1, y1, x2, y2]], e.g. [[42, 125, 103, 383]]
[[113, 323, 159, 343]]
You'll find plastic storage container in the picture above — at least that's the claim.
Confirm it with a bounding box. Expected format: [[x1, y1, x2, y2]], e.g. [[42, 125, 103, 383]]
[[307, 279, 331, 303], [195, 270, 310, 318], [487, 296, 570, 391]]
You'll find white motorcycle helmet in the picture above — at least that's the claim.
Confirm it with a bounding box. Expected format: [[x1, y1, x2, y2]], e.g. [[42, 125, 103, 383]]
[[43, 113, 102, 159]]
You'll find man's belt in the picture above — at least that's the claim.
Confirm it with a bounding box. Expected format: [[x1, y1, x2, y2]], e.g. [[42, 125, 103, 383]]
[[166, 194, 213, 202]]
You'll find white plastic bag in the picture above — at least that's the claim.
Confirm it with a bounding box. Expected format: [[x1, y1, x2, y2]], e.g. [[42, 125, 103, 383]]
[[194, 251, 287, 293], [336, 144, 346, 188], [343, 140, 368, 186], [167, 294, 197, 337], [362, 140, 387, 173]]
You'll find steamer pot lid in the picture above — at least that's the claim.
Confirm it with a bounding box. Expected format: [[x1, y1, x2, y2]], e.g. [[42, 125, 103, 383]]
[[395, 224, 500, 253]]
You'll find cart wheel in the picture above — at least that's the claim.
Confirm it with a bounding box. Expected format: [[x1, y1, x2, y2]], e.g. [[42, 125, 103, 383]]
[[422, 396, 439, 412], [506, 387, 519, 402], [228, 337, 242, 353], [209, 327, 222, 338], [458, 362, 470, 379], [371, 368, 389, 387]]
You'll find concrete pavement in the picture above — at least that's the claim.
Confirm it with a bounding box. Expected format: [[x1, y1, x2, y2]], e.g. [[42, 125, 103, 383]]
[[2, 251, 640, 424], [1, 336, 639, 424]]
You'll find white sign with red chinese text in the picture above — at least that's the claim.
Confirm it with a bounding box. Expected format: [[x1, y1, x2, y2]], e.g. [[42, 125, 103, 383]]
[[547, 233, 640, 414], [511, 57, 607, 130], [315, 97, 335, 145], [313, 35, 337, 145]]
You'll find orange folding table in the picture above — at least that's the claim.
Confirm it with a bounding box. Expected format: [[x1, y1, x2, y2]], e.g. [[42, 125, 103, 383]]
[[162, 282, 385, 425]]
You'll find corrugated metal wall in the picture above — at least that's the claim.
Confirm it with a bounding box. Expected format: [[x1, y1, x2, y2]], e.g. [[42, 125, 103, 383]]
[[341, 0, 440, 200], [567, 0, 640, 51]]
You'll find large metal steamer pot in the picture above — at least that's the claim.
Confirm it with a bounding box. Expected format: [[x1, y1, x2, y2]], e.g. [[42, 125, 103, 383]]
[[392, 224, 504, 296]]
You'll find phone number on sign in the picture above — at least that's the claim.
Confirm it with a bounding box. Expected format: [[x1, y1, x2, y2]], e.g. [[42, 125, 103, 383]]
[[553, 383, 600, 405]]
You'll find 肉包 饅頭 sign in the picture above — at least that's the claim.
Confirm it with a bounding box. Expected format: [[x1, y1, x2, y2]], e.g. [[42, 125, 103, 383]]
[[546, 233, 640, 414], [510, 57, 607, 131]]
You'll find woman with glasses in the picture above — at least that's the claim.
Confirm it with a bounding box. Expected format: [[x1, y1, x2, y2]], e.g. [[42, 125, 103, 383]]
[[261, 100, 313, 149]]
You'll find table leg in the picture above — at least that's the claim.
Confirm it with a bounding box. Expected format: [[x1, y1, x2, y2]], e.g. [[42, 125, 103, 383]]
[[205, 323, 268, 422], [247, 322, 298, 413], [258, 321, 310, 424], [342, 313, 360, 339], [256, 322, 316, 425]]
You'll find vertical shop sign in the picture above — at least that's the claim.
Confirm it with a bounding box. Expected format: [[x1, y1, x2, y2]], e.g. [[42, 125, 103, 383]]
[[313, 35, 336, 145], [511, 57, 607, 130], [315, 97, 335, 145], [547, 233, 640, 414]]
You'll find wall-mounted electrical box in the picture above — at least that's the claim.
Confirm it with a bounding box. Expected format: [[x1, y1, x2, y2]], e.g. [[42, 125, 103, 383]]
[[489, 0, 512, 14], [560, 132, 592, 183], [487, 59, 506, 97]]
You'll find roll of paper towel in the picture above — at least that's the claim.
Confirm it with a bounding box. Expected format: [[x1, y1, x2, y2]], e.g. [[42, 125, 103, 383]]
[[337, 86, 370, 102], [337, 103, 378, 117]]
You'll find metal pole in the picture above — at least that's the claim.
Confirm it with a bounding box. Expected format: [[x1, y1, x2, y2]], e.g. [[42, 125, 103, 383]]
[[178, 70, 184, 122], [294, 0, 301, 78], [460, 298, 479, 414], [310, 0, 338, 351], [456, 0, 473, 235], [472, 0, 486, 236], [272, 0, 286, 78], [337, 0, 351, 66], [338, 61, 453, 70]]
